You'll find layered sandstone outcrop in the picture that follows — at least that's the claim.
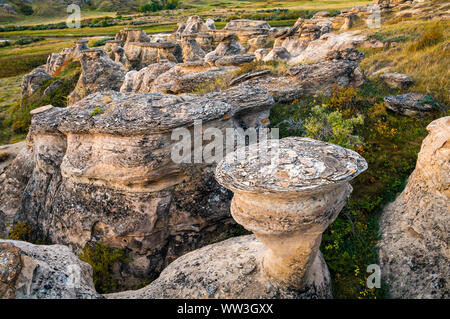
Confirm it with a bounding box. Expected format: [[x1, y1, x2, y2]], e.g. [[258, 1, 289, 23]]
[[273, 17, 332, 57], [379, 116, 450, 298], [150, 61, 236, 94], [2, 85, 274, 290], [123, 41, 183, 70], [115, 28, 151, 45], [21, 66, 52, 99]]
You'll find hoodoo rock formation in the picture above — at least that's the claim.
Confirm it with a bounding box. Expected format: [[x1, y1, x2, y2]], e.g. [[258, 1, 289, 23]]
[[1, 85, 274, 289], [108, 137, 367, 298], [379, 116, 450, 298]]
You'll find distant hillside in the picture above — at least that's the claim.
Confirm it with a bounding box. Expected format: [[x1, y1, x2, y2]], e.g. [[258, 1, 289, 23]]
[[0, 0, 143, 22]]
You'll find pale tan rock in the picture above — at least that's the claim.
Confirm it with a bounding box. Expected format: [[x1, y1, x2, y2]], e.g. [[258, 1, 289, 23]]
[[215, 137, 367, 290], [263, 46, 291, 62], [120, 61, 175, 93], [115, 28, 150, 45], [67, 49, 127, 105], [180, 36, 206, 62], [21, 66, 52, 99], [379, 116, 450, 298], [288, 31, 367, 64], [123, 41, 182, 70]]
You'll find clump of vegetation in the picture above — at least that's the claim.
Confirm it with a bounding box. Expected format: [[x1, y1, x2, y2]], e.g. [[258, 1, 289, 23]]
[[303, 104, 364, 150], [91, 107, 104, 116], [270, 82, 448, 298], [79, 241, 129, 293], [8, 222, 32, 241], [192, 76, 231, 96], [138, 0, 180, 12]]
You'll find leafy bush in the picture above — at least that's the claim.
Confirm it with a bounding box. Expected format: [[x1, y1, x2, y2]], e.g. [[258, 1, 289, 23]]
[[18, 4, 34, 16], [79, 241, 129, 293], [91, 107, 104, 116]]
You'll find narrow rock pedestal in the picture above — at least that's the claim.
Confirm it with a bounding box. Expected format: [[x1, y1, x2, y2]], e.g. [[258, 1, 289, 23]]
[[215, 137, 368, 291]]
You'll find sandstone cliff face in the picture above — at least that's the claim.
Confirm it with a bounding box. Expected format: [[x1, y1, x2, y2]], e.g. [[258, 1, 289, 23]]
[[379, 116, 450, 298], [21, 67, 52, 99], [2, 86, 274, 289]]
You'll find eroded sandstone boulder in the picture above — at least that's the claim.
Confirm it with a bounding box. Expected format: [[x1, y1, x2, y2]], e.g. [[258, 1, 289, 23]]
[[379, 116, 450, 298], [181, 36, 206, 62], [213, 34, 246, 56], [21, 67, 52, 99], [263, 46, 292, 63], [244, 58, 364, 103], [0, 240, 100, 299], [45, 41, 89, 76], [67, 49, 127, 105], [288, 31, 367, 64], [120, 60, 175, 93], [108, 137, 367, 299], [151, 62, 236, 94], [379, 72, 414, 89], [181, 16, 209, 36], [384, 93, 440, 116], [124, 41, 182, 70], [274, 17, 333, 58], [115, 28, 150, 45]]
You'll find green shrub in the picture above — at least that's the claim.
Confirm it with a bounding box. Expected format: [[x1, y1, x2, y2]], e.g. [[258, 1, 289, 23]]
[[303, 105, 364, 150], [79, 241, 129, 293]]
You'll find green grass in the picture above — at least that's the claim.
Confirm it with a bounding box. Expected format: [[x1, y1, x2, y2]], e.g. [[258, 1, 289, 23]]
[[0, 38, 74, 77], [269, 81, 448, 299]]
